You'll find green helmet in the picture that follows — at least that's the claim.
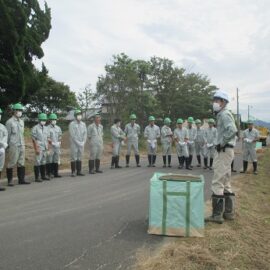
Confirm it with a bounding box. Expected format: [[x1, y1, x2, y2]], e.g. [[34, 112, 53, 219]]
[[12, 103, 24, 110], [208, 118, 215, 124], [0, 108, 2, 114], [148, 116, 155, 121], [130, 114, 137, 120], [187, 116, 194, 123], [164, 117, 171, 124], [38, 113, 47, 121], [177, 118, 183, 124], [49, 113, 57, 120], [74, 109, 82, 116], [195, 119, 202, 124]]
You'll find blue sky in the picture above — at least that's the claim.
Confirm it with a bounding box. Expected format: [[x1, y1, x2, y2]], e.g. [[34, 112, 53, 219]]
[[37, 0, 270, 122]]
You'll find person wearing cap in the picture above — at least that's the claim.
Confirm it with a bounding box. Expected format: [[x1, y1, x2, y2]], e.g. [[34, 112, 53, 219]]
[[124, 114, 141, 167], [87, 114, 104, 174], [69, 109, 87, 177], [205, 90, 237, 224], [111, 118, 126, 169], [241, 120, 260, 175], [194, 119, 205, 167], [0, 108, 8, 191], [161, 117, 173, 168], [203, 118, 217, 170], [187, 117, 196, 169], [47, 113, 62, 178], [5, 103, 30, 186], [31, 113, 50, 182], [144, 116, 160, 167], [174, 118, 191, 170]]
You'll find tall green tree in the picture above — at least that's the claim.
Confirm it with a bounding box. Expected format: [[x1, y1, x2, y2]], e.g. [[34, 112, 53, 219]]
[[0, 0, 51, 107]]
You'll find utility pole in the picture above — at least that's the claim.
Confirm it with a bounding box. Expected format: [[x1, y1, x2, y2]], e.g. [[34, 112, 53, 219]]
[[236, 88, 240, 136]]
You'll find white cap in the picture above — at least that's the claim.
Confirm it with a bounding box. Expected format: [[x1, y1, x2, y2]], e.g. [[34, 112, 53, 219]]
[[213, 90, 229, 103]]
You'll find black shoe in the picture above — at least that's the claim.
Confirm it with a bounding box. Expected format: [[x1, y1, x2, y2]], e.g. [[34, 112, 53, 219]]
[[205, 194, 225, 224], [125, 155, 130, 168], [111, 156, 116, 169], [253, 162, 258, 175], [223, 192, 235, 220], [147, 155, 152, 167], [0, 186, 5, 191], [203, 158, 208, 169], [152, 155, 156, 167], [168, 155, 171, 167], [115, 156, 122, 168], [18, 166, 30, 184], [240, 161, 248, 173], [185, 157, 192, 170], [196, 155, 201, 167], [40, 165, 50, 180], [135, 155, 141, 167], [70, 161, 76, 177], [53, 163, 62, 178]]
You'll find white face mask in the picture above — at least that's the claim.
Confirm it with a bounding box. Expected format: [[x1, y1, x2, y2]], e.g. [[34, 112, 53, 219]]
[[40, 121, 46, 126], [213, 102, 222, 112], [16, 111, 22, 118], [76, 115, 82, 121], [51, 120, 57, 125]]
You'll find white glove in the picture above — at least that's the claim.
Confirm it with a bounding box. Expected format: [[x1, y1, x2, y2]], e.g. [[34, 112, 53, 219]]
[[188, 140, 194, 144], [0, 148, 5, 155], [179, 141, 186, 146], [151, 141, 156, 149], [121, 141, 125, 146], [78, 141, 85, 147], [207, 143, 213, 148], [147, 140, 151, 144], [244, 138, 252, 143]]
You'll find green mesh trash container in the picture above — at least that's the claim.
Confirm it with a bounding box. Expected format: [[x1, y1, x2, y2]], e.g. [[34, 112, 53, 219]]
[[148, 173, 204, 237]]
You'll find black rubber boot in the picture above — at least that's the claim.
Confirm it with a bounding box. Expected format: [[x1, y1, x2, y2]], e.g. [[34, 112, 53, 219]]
[[95, 159, 103, 173], [6, 168, 14, 186], [115, 156, 122, 168], [135, 155, 141, 167], [196, 155, 201, 167], [185, 157, 192, 170], [40, 165, 50, 180], [71, 161, 76, 177], [111, 156, 116, 169], [178, 156, 184, 169], [125, 155, 130, 167], [89, 160, 95, 174], [253, 162, 258, 175], [147, 155, 152, 167], [168, 155, 172, 167], [162, 156, 166, 168], [0, 172, 6, 191], [17, 166, 30, 184], [53, 163, 62, 178], [209, 158, 214, 170], [34, 166, 42, 182], [205, 194, 225, 224], [231, 161, 236, 172], [189, 155, 193, 168], [76, 160, 84, 176], [152, 155, 156, 167], [45, 163, 51, 179], [203, 158, 208, 169], [240, 161, 248, 173], [223, 192, 235, 220]]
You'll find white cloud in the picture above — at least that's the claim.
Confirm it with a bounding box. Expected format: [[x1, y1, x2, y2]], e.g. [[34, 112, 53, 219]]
[[36, 0, 270, 121]]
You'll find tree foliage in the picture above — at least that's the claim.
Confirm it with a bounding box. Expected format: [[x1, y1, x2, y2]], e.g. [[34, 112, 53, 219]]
[[96, 53, 217, 126], [0, 0, 51, 107]]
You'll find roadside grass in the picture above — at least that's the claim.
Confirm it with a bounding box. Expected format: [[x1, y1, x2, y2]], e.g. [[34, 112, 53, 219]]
[[133, 149, 270, 270]]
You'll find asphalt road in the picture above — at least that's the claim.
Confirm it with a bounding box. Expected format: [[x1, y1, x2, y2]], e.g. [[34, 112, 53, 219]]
[[0, 152, 242, 270]]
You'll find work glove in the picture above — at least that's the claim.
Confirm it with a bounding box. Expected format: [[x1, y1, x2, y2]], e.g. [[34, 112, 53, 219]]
[[0, 148, 5, 155]]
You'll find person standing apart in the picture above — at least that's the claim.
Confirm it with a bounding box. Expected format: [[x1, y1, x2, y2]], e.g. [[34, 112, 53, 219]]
[[6, 103, 30, 186], [174, 118, 191, 170], [203, 118, 217, 170], [144, 116, 160, 167], [241, 120, 260, 175], [0, 108, 8, 191], [69, 109, 87, 177], [47, 113, 62, 178], [87, 114, 104, 174], [194, 119, 205, 167], [161, 118, 173, 168], [205, 90, 237, 224], [32, 113, 50, 182], [187, 116, 196, 169], [111, 119, 126, 169], [124, 114, 141, 167]]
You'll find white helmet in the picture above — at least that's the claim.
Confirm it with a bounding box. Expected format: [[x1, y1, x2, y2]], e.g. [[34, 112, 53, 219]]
[[213, 90, 229, 103]]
